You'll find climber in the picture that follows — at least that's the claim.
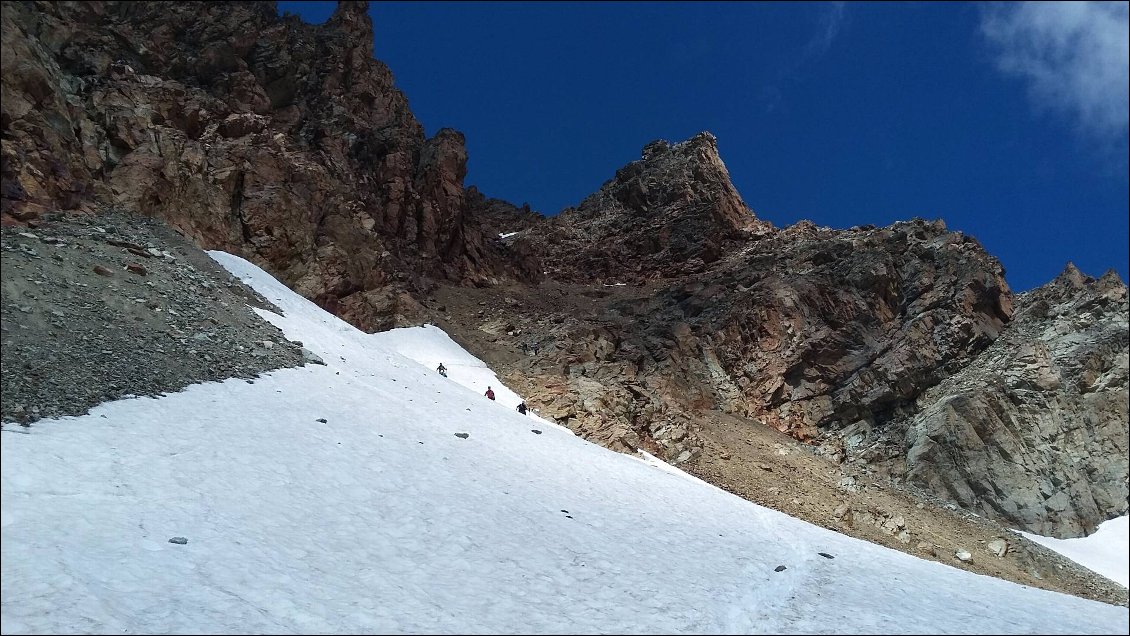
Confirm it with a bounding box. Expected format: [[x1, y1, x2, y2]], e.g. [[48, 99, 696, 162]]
[[485, 386, 496, 401], [436, 363, 447, 377], [516, 402, 528, 415]]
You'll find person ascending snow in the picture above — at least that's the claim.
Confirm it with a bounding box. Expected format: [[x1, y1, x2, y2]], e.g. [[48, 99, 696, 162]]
[[484, 386, 496, 401], [516, 402, 527, 415], [436, 363, 447, 377]]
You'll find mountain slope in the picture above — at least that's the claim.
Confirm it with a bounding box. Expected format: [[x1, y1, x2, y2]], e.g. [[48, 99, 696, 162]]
[[2, 251, 1127, 634], [2, 0, 1126, 551]]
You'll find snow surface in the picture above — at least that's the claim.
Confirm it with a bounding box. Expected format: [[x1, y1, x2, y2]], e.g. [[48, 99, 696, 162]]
[[2, 250, 1128, 634], [1019, 516, 1130, 588], [498, 231, 520, 239]]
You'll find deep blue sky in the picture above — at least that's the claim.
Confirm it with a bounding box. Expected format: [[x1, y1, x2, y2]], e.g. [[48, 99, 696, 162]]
[[279, 1, 1129, 291]]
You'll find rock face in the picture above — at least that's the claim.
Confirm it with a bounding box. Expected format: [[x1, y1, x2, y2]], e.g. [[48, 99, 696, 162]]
[[1, 0, 533, 330], [896, 265, 1129, 537], [3, 1, 1126, 540]]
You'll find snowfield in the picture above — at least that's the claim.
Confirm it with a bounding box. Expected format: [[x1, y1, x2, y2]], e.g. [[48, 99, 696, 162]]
[[1019, 516, 1129, 588], [2, 251, 1127, 634]]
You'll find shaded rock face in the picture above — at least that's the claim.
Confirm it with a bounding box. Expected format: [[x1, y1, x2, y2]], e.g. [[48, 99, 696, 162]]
[[1, 1, 533, 330], [894, 265, 1129, 537]]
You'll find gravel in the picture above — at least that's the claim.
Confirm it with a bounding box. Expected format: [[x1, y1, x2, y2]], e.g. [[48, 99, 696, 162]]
[[1, 213, 305, 425]]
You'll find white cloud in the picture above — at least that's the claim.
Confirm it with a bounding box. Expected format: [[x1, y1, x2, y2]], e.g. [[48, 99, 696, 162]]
[[981, 1, 1130, 138]]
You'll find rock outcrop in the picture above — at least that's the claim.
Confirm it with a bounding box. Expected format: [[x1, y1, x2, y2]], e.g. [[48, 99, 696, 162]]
[[1, 0, 533, 330], [892, 265, 1129, 537]]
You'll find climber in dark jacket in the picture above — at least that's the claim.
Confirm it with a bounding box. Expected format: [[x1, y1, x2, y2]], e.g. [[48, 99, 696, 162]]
[[516, 402, 527, 415]]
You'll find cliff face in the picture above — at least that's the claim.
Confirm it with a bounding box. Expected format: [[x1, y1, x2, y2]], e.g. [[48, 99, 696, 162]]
[[896, 266, 1129, 536], [3, 1, 1126, 539], [1, 0, 533, 329]]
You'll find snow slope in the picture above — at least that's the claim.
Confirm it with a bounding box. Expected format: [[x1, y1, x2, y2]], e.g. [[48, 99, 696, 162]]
[[2, 251, 1127, 634], [1019, 516, 1130, 588]]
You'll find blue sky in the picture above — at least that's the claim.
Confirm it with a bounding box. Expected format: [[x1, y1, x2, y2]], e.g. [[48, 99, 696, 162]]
[[279, 1, 1128, 292]]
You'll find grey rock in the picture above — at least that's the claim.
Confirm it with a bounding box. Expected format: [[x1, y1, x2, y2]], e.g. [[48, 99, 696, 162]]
[[903, 266, 1128, 537], [0, 215, 305, 426], [987, 538, 1009, 557], [168, 537, 188, 545]]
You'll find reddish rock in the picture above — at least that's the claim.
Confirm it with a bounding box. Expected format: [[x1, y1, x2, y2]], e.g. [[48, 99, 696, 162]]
[[125, 262, 147, 276], [92, 265, 113, 277]]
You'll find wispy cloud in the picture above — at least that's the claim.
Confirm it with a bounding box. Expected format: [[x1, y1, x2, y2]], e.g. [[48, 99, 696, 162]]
[[803, 2, 847, 60], [768, 2, 847, 108], [980, 1, 1129, 138]]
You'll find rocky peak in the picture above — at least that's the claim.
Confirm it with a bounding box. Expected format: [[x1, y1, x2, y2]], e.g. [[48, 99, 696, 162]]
[[1096, 269, 1126, 295], [1052, 262, 1088, 290], [588, 131, 757, 233], [1023, 263, 1127, 319], [322, 1, 375, 58], [531, 132, 771, 282]]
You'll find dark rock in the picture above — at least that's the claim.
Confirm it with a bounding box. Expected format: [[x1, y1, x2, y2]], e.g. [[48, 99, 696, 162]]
[[168, 537, 188, 545], [454, 432, 469, 439], [774, 565, 787, 572]]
